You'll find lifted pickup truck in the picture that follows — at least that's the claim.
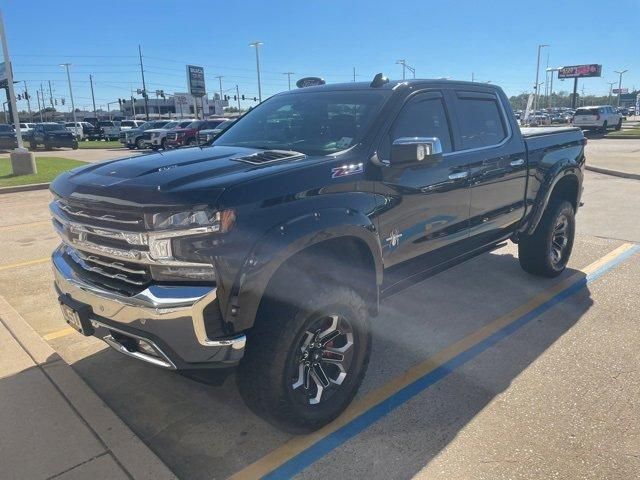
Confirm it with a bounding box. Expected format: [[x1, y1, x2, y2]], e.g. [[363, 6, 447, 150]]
[[50, 76, 585, 432]]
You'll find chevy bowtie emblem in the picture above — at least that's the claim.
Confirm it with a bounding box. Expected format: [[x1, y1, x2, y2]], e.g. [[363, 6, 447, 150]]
[[386, 229, 402, 247]]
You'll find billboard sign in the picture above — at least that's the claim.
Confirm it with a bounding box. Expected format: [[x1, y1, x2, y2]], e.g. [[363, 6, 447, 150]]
[[612, 88, 629, 94], [186, 65, 206, 97], [558, 64, 602, 79]]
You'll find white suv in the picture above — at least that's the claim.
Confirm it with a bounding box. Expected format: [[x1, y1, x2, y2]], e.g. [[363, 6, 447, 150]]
[[572, 105, 622, 132]]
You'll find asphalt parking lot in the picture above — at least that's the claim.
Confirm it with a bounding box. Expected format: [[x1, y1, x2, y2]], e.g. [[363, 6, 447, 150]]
[[1, 139, 639, 479]]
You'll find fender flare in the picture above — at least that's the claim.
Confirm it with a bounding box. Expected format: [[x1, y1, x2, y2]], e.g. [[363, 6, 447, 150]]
[[522, 161, 582, 236], [226, 207, 383, 332]]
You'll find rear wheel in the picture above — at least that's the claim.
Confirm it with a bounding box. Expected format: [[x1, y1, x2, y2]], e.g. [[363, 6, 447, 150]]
[[615, 119, 622, 131], [135, 137, 144, 149], [518, 199, 575, 277], [601, 120, 608, 133], [237, 284, 371, 433]]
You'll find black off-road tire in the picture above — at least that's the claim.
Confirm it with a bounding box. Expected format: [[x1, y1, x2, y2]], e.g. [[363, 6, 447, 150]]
[[237, 283, 371, 433], [135, 137, 144, 149], [518, 199, 575, 277], [601, 121, 608, 133], [615, 119, 622, 131]]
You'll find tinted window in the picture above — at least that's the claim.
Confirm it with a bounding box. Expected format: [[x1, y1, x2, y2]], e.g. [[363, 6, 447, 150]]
[[0, 124, 12, 132], [390, 96, 453, 153], [456, 96, 507, 149], [44, 124, 66, 131], [99, 121, 114, 127], [216, 90, 390, 155]]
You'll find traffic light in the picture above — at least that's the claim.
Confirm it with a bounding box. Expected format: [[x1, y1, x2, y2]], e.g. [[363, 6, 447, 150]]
[[16, 94, 21, 100], [241, 94, 245, 101], [118, 98, 122, 107], [253, 97, 257, 102], [61, 98, 65, 105], [55, 99, 58, 105], [233, 95, 237, 100]]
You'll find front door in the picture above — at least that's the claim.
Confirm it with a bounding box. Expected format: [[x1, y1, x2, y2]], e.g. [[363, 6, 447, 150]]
[[374, 90, 471, 274]]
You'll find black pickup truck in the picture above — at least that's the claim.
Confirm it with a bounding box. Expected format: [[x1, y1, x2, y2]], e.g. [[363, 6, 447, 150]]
[[50, 77, 585, 432]]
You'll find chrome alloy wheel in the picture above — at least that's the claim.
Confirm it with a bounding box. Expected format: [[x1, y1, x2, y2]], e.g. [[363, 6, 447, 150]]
[[550, 213, 569, 267], [291, 315, 354, 405]]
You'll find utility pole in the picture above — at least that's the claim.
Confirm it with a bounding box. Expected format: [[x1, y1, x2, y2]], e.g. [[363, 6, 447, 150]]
[[283, 71, 294, 90], [40, 83, 46, 119], [138, 45, 149, 120], [89, 74, 97, 117], [249, 41, 263, 103], [397, 59, 406, 80], [546, 67, 559, 108], [23, 81, 32, 122], [48, 80, 54, 109], [215, 75, 223, 100], [614, 69, 628, 107], [472, 72, 475, 82], [608, 81, 616, 104], [36, 90, 43, 121], [60, 63, 77, 127], [353, 67, 356, 82], [534, 44, 549, 112], [236, 84, 241, 111]]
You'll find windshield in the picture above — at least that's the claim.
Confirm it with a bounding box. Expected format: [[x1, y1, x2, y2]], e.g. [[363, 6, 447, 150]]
[[186, 120, 206, 129], [120, 121, 136, 127], [215, 90, 390, 155], [99, 121, 114, 127], [44, 124, 67, 132]]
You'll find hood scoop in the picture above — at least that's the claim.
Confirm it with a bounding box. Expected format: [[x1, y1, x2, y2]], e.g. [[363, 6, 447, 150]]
[[233, 150, 305, 165]]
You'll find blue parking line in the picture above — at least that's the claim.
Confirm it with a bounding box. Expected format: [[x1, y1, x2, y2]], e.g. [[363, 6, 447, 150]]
[[263, 244, 640, 479]]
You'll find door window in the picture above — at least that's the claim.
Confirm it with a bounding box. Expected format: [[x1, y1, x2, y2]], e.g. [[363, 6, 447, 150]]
[[455, 95, 507, 149], [385, 95, 453, 155]]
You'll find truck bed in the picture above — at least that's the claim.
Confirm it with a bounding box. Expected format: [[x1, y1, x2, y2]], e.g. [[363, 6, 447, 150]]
[[520, 126, 581, 137]]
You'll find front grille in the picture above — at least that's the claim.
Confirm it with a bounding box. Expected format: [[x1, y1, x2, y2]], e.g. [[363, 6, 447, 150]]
[[166, 132, 177, 141], [53, 198, 144, 230], [198, 133, 211, 144], [119, 132, 127, 141], [234, 150, 305, 165]]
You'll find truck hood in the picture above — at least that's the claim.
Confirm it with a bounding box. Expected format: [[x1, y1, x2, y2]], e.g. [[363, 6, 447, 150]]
[[50, 145, 314, 207]]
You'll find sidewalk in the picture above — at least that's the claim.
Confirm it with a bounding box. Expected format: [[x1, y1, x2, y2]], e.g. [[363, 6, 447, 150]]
[[585, 137, 640, 180], [0, 295, 177, 480]]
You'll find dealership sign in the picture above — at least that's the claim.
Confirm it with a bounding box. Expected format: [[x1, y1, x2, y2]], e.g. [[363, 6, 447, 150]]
[[613, 88, 629, 94], [558, 64, 602, 79], [186, 65, 206, 97]]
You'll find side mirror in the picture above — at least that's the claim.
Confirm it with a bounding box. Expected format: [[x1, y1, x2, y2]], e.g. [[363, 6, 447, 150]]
[[390, 137, 443, 165]]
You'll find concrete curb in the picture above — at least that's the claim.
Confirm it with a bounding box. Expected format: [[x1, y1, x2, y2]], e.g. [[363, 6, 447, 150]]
[[0, 295, 177, 480], [0, 182, 50, 194], [586, 165, 640, 181], [603, 135, 640, 139]]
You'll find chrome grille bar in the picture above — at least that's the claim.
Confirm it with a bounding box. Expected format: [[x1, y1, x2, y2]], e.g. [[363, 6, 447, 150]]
[[68, 249, 146, 286], [56, 200, 142, 226]]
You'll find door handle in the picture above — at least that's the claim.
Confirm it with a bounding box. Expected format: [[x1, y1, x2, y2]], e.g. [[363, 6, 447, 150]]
[[510, 159, 525, 167], [448, 171, 469, 180]]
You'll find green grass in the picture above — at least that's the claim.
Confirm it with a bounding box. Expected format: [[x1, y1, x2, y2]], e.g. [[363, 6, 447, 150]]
[[607, 127, 640, 137], [0, 156, 86, 188], [77, 140, 123, 149]]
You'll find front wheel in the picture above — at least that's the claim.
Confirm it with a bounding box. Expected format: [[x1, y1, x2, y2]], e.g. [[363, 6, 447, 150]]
[[135, 138, 144, 149], [518, 199, 575, 277], [601, 121, 608, 133], [615, 119, 622, 131], [237, 285, 371, 433]]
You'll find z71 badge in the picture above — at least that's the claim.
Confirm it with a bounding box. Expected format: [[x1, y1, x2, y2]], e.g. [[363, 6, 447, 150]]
[[331, 163, 364, 178]]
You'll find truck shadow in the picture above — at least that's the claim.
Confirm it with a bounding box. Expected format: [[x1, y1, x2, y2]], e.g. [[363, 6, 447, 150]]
[[64, 250, 592, 480]]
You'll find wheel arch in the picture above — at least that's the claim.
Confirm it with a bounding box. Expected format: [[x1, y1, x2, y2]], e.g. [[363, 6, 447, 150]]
[[227, 208, 383, 332]]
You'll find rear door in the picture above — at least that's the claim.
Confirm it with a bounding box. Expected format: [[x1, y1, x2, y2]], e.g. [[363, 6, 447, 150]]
[[448, 89, 527, 246]]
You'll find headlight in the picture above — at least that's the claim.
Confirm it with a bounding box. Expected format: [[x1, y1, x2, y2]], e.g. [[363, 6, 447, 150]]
[[150, 209, 235, 232], [152, 132, 160, 138]]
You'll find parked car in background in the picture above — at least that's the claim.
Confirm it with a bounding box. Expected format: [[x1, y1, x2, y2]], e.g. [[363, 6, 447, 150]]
[[81, 117, 102, 140], [19, 122, 36, 141], [198, 119, 236, 144], [572, 105, 622, 132], [0, 124, 17, 149], [528, 113, 551, 126], [99, 120, 120, 141], [119, 120, 144, 131], [142, 120, 194, 150], [65, 122, 85, 140], [119, 120, 171, 149], [30, 122, 78, 150], [165, 119, 227, 148]]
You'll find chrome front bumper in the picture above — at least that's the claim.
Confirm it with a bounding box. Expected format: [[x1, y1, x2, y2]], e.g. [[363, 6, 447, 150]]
[[52, 247, 246, 369]]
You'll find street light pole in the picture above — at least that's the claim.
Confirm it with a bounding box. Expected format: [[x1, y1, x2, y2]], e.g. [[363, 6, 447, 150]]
[[607, 81, 616, 104], [89, 74, 97, 117], [546, 67, 559, 108], [283, 72, 294, 90], [534, 44, 549, 112], [614, 69, 628, 107], [60, 63, 77, 126], [215, 75, 223, 101], [396, 59, 406, 80], [249, 41, 263, 103]]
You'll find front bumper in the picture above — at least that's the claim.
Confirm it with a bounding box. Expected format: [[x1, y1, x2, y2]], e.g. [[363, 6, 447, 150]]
[[52, 247, 246, 370]]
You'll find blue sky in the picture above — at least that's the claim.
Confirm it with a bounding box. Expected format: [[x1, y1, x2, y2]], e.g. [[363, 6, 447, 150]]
[[2, 0, 638, 112]]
